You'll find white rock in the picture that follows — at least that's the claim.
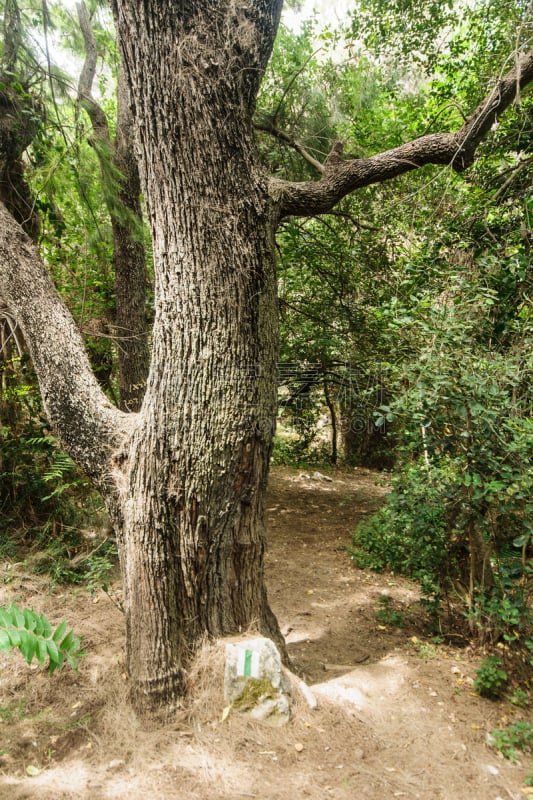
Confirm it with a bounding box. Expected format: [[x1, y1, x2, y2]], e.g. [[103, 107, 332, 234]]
[[224, 637, 291, 725], [311, 471, 333, 482]]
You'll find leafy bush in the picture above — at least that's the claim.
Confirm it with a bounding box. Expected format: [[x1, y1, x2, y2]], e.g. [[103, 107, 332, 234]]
[[348, 463, 451, 605], [0, 358, 92, 538], [473, 656, 508, 699], [488, 721, 533, 762], [348, 297, 533, 648]]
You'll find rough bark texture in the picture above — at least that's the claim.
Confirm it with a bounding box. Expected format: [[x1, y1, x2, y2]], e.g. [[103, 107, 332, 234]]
[[0, 76, 40, 239], [0, 203, 129, 486], [112, 0, 285, 709], [112, 66, 150, 411]]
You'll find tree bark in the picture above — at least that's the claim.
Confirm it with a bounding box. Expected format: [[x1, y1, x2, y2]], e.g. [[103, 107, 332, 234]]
[[0, 203, 129, 486], [109, 0, 286, 710], [112, 66, 150, 411]]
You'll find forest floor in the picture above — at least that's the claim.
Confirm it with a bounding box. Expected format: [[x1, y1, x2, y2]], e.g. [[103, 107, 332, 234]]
[[0, 466, 531, 799]]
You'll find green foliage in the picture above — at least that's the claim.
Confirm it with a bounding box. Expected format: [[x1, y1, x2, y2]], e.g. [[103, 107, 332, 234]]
[[488, 721, 533, 762], [473, 656, 508, 699], [375, 595, 406, 628], [348, 464, 449, 602], [348, 223, 533, 640], [0, 357, 92, 537], [0, 603, 81, 674], [349, 0, 458, 72], [509, 687, 530, 708]]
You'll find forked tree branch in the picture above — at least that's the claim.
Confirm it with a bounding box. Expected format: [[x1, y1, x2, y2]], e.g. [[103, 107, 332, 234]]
[[270, 50, 533, 217], [0, 203, 131, 483]]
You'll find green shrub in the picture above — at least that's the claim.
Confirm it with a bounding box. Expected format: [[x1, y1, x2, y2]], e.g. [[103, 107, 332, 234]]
[[348, 463, 451, 606], [474, 656, 508, 699], [489, 721, 533, 762]]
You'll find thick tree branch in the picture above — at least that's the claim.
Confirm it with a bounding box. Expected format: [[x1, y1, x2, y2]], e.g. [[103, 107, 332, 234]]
[[271, 50, 533, 218], [0, 203, 131, 483]]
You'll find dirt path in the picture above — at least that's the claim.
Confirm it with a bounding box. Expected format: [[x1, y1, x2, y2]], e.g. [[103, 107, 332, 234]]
[[0, 467, 530, 799]]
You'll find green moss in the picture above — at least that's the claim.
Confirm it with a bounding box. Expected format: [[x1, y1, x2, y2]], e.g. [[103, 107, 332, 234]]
[[232, 676, 277, 710]]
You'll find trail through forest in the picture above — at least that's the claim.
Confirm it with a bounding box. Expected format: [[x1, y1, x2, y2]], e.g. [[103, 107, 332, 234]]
[[0, 467, 530, 799]]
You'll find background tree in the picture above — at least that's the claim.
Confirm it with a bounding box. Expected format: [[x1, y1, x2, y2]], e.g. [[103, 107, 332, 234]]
[[76, 0, 149, 411]]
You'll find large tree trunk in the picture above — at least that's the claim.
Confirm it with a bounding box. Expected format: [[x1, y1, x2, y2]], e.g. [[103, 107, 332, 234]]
[[110, 0, 285, 710]]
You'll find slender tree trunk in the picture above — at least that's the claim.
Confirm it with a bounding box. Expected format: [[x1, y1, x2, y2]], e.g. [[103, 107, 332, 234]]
[[112, 66, 149, 411], [78, 2, 149, 411], [323, 377, 337, 464]]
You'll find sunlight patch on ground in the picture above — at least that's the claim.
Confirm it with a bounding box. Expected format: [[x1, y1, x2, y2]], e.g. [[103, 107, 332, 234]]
[[312, 654, 410, 710], [0, 760, 91, 795]]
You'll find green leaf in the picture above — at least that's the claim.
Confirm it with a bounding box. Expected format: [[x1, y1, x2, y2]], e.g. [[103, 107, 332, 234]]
[[20, 631, 37, 665], [0, 630, 11, 654], [0, 609, 12, 628], [66, 652, 79, 670], [40, 614, 52, 639], [60, 630, 74, 651], [46, 638, 60, 669], [23, 608, 37, 632], [36, 636, 48, 667], [52, 619, 67, 644], [7, 628, 21, 647], [12, 605, 25, 629]]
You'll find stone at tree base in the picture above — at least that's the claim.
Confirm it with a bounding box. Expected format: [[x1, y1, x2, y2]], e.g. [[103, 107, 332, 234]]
[[224, 637, 291, 726]]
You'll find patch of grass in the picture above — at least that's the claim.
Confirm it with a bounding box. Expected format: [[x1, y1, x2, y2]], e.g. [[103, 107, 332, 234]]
[[509, 687, 530, 708], [0, 700, 52, 723], [417, 642, 440, 660], [0, 699, 26, 722]]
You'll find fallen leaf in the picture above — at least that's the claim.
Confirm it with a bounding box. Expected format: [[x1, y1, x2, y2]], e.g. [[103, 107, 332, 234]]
[[25, 765, 40, 777]]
